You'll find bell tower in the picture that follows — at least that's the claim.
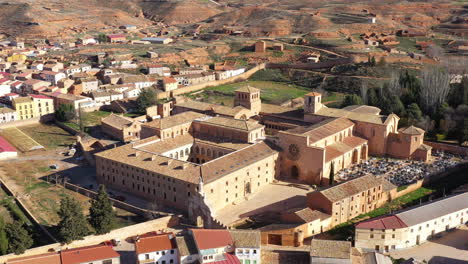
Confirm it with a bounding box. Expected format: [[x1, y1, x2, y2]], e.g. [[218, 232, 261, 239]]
[[304, 92, 322, 114], [234, 85, 261, 116]]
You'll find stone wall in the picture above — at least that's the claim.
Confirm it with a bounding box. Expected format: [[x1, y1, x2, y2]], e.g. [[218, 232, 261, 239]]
[[156, 64, 266, 99], [0, 216, 178, 263], [266, 58, 352, 70], [261, 248, 310, 264], [0, 115, 53, 129], [424, 141, 468, 157]]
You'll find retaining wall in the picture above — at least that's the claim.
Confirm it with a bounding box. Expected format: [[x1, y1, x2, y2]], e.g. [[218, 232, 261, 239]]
[[0, 115, 53, 129], [424, 141, 468, 157], [156, 63, 266, 99], [0, 215, 178, 263]]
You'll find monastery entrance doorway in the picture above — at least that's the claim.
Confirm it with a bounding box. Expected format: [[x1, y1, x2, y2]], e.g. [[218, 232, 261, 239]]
[[245, 181, 251, 195], [291, 166, 299, 179]]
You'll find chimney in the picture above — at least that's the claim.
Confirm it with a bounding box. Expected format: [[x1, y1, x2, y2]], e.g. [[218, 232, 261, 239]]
[[166, 160, 172, 166], [151, 155, 156, 161]]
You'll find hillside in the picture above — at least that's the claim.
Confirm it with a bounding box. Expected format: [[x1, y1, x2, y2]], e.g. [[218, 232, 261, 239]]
[[0, 0, 465, 39]]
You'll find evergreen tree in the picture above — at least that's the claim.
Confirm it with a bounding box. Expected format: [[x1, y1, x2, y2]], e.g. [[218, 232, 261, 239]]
[[329, 162, 335, 186], [58, 196, 90, 243], [370, 56, 377, 67], [136, 88, 158, 113], [97, 34, 108, 43], [406, 103, 423, 125], [89, 185, 115, 235], [399, 70, 421, 106], [0, 217, 8, 255], [367, 88, 379, 106], [341, 94, 363, 108], [55, 104, 76, 122], [5, 222, 32, 255]]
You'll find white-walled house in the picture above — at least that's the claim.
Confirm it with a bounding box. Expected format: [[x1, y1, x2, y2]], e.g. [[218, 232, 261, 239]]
[[0, 107, 17, 123], [135, 232, 179, 264], [123, 87, 142, 98], [41, 71, 66, 85], [355, 193, 468, 253], [230, 230, 261, 264], [176, 235, 199, 264]]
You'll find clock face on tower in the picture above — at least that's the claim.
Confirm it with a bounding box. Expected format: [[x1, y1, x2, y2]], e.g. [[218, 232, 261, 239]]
[[288, 144, 300, 160]]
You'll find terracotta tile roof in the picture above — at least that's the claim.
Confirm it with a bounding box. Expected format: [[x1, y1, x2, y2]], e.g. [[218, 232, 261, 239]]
[[135, 233, 177, 254], [325, 136, 367, 162], [305, 92, 321, 96], [235, 85, 259, 93], [314, 106, 387, 124], [28, 94, 52, 100], [107, 34, 126, 38], [163, 77, 177, 83], [175, 100, 248, 118], [197, 116, 263, 132], [13, 96, 33, 104], [176, 235, 198, 256], [319, 175, 383, 202], [60, 244, 120, 264], [137, 134, 194, 154], [292, 208, 330, 223], [7, 252, 61, 264], [143, 111, 206, 130], [101, 113, 135, 130], [398, 125, 424, 135], [201, 141, 277, 183], [310, 239, 351, 259], [191, 229, 233, 250], [211, 254, 241, 264], [260, 103, 294, 114], [342, 105, 381, 115], [285, 118, 354, 144], [356, 215, 407, 230], [229, 230, 260, 248]]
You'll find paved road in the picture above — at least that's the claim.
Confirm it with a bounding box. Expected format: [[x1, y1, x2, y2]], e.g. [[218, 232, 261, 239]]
[[390, 225, 468, 263]]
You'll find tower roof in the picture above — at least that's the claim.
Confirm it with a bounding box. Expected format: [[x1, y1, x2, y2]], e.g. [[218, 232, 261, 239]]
[[235, 85, 259, 93], [305, 92, 321, 96]]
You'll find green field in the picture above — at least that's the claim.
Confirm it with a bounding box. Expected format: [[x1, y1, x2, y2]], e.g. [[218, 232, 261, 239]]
[[0, 127, 43, 152], [21, 123, 76, 150], [189, 80, 311, 106]]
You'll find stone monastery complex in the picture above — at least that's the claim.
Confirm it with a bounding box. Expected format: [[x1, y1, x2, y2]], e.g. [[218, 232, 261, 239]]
[[95, 86, 432, 228]]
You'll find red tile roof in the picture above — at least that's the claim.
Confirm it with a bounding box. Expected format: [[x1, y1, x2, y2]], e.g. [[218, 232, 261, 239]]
[[191, 229, 233, 250], [0, 135, 17, 153], [28, 94, 52, 100], [135, 233, 177, 254], [305, 92, 321, 96], [7, 252, 61, 264], [163, 77, 177, 83], [212, 254, 241, 264], [5, 93, 19, 96], [60, 244, 120, 264], [355, 215, 407, 230]]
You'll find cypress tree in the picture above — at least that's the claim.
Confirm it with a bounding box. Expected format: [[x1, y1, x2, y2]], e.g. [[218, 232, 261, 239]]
[[367, 88, 379, 106], [89, 185, 115, 235], [329, 162, 335, 186], [58, 196, 90, 244], [0, 217, 8, 255], [5, 222, 32, 255]]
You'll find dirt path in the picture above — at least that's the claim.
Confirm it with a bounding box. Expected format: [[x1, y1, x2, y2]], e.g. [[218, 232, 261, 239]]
[[275, 40, 348, 58]]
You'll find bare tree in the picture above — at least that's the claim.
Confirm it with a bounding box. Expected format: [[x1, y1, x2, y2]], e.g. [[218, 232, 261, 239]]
[[425, 44, 444, 60], [387, 71, 402, 96], [420, 66, 451, 114]]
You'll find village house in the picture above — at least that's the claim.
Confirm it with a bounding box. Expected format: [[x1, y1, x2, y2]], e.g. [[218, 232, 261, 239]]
[[123, 87, 142, 98], [65, 65, 82, 75], [12, 94, 54, 120], [60, 244, 121, 264], [134, 232, 179, 264], [141, 37, 173, 45], [176, 235, 198, 264], [310, 240, 351, 264], [179, 67, 206, 75], [148, 65, 171, 76], [101, 113, 141, 142], [52, 93, 95, 112], [174, 72, 215, 86], [163, 77, 178, 91], [30, 61, 44, 71], [119, 75, 157, 89], [107, 34, 127, 43], [43, 62, 64, 72], [79, 77, 99, 93], [91, 90, 124, 106], [21, 79, 51, 94], [190, 229, 238, 264], [230, 230, 261, 264], [215, 67, 245, 80], [0, 107, 17, 123], [41, 70, 66, 85], [355, 192, 467, 253]]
